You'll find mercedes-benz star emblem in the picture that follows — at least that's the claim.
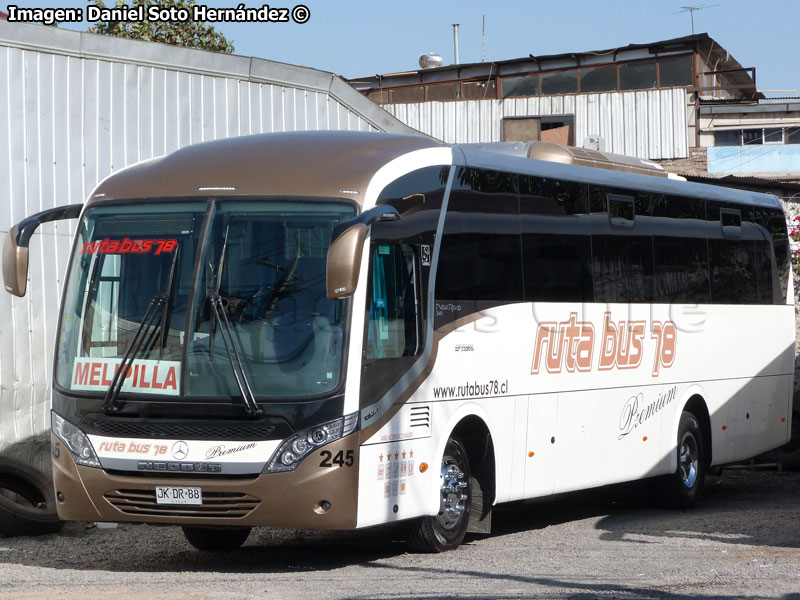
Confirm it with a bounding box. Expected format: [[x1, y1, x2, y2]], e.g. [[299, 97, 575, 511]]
[[172, 440, 189, 460]]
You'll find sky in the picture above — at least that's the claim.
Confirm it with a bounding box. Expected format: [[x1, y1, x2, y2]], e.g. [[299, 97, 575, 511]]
[[5, 0, 799, 94]]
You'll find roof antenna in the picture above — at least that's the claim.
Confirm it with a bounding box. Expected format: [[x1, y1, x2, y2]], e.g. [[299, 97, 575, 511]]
[[673, 4, 721, 34]]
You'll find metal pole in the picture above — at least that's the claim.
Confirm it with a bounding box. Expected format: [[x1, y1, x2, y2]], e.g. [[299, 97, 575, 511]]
[[481, 16, 485, 62], [452, 23, 460, 65]]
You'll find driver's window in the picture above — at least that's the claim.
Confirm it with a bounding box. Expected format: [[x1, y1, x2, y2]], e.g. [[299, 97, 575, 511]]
[[365, 243, 418, 359]]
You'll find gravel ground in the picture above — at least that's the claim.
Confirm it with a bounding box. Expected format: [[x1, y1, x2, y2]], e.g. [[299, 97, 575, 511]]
[[1, 469, 799, 599]]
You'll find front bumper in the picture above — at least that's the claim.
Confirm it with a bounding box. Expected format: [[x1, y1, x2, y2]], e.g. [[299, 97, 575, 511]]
[[51, 432, 361, 529]]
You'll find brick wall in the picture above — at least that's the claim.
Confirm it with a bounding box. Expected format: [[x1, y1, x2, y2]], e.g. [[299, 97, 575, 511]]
[[655, 147, 708, 175]]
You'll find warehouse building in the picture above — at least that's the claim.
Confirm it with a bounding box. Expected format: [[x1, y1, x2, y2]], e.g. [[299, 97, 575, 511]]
[[349, 33, 800, 199]]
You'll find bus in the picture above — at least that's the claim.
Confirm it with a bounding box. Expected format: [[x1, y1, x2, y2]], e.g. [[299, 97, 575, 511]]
[[3, 130, 794, 552]]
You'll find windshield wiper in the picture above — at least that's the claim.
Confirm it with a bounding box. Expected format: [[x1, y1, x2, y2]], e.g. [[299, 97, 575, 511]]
[[207, 295, 262, 417], [103, 249, 179, 414], [206, 226, 262, 418], [102, 294, 166, 413]]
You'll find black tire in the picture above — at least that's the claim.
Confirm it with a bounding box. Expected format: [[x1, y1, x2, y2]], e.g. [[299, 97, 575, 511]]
[[657, 411, 706, 509], [0, 456, 64, 537], [406, 436, 471, 552], [182, 526, 251, 551]]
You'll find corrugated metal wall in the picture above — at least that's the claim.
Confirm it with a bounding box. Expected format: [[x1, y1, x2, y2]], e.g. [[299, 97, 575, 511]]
[[386, 88, 689, 160], [0, 22, 413, 474]]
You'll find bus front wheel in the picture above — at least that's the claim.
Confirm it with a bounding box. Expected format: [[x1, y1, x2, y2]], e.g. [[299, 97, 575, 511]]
[[406, 435, 471, 552], [182, 526, 251, 551], [657, 411, 706, 509]]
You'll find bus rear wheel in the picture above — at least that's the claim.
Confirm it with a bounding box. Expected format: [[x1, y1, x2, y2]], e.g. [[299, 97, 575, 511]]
[[406, 436, 471, 552], [182, 526, 251, 551], [657, 411, 706, 509]]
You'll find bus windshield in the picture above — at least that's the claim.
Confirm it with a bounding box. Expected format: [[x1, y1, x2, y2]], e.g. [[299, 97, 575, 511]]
[[55, 199, 354, 401]]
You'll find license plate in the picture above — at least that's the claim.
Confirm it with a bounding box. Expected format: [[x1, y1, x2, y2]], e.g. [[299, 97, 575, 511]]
[[155, 486, 202, 505]]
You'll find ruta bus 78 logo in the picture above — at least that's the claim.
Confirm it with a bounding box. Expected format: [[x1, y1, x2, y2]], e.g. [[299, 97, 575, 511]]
[[531, 312, 676, 377], [81, 237, 177, 255]]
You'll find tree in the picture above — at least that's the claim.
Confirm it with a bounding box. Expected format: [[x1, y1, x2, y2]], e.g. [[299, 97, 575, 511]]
[[88, 0, 234, 54]]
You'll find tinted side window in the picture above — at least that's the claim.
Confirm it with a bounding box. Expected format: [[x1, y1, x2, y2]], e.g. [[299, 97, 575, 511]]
[[651, 195, 710, 303], [376, 165, 449, 244], [590, 185, 653, 303], [374, 165, 450, 327], [651, 194, 705, 220], [707, 201, 759, 304], [708, 239, 759, 304], [755, 206, 789, 303], [592, 235, 654, 302], [653, 237, 710, 303], [519, 176, 592, 302], [754, 239, 778, 304], [377, 166, 450, 215], [436, 168, 523, 307]]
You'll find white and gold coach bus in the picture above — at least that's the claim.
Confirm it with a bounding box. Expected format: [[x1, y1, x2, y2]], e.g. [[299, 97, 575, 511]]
[[3, 131, 794, 552]]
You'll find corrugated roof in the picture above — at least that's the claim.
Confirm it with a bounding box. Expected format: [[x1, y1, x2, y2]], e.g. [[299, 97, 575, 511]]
[[678, 172, 800, 193], [352, 33, 747, 82]]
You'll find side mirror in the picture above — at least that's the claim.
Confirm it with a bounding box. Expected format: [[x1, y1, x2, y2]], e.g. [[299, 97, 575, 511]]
[[326, 206, 402, 300], [326, 224, 368, 300], [3, 204, 83, 297], [2, 224, 28, 297]]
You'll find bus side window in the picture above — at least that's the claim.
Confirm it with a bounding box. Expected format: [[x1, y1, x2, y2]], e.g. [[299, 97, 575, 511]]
[[365, 243, 419, 360], [755, 206, 790, 303]]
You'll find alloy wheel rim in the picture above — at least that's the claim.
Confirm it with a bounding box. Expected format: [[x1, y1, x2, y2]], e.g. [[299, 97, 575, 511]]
[[438, 460, 469, 529], [679, 432, 699, 488]]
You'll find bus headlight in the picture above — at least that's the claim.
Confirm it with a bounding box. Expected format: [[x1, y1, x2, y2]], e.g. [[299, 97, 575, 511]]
[[264, 412, 358, 473], [51, 412, 101, 468]]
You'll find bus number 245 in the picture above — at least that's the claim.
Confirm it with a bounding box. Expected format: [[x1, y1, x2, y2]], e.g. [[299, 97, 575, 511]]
[[319, 450, 355, 467]]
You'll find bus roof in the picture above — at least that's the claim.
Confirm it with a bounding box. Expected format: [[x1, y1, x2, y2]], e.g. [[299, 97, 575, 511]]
[[88, 131, 444, 206], [454, 143, 781, 210], [88, 131, 780, 211]]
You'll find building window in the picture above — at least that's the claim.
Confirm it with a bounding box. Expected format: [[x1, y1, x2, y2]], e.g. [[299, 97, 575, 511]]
[[714, 131, 739, 146], [619, 61, 658, 90], [658, 55, 693, 87], [427, 82, 460, 101], [540, 70, 578, 95], [365, 89, 389, 104], [764, 128, 784, 144], [502, 116, 574, 144], [715, 127, 800, 146], [502, 74, 539, 98], [742, 129, 763, 145], [462, 80, 497, 99], [391, 86, 425, 103], [579, 65, 617, 93]]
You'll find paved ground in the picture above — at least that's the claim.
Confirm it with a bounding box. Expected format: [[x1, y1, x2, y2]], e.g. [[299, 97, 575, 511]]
[[0, 469, 799, 599]]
